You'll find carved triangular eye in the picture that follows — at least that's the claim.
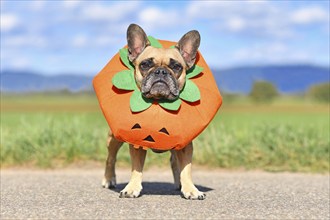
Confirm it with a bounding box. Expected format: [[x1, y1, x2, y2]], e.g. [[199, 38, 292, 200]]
[[131, 123, 141, 129], [159, 127, 169, 135], [143, 135, 155, 142]]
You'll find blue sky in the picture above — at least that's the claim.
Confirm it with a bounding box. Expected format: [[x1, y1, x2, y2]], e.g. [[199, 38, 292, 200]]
[[1, 0, 329, 75]]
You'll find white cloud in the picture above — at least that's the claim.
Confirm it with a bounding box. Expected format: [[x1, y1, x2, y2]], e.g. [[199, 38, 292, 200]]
[[226, 17, 246, 32], [290, 6, 329, 25], [187, 0, 271, 20], [1, 51, 31, 70], [80, 1, 140, 22], [94, 35, 120, 47], [62, 0, 82, 9], [231, 42, 312, 65], [187, 1, 283, 36], [187, 1, 219, 19], [71, 34, 121, 48], [186, 1, 329, 39], [10, 57, 31, 69], [138, 7, 183, 31], [3, 35, 47, 48], [0, 13, 19, 32], [72, 34, 88, 48], [187, 1, 234, 19], [81, 4, 114, 21], [29, 0, 46, 11]]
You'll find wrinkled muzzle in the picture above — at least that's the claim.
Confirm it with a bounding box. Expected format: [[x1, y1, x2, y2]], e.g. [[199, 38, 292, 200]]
[[141, 67, 179, 100]]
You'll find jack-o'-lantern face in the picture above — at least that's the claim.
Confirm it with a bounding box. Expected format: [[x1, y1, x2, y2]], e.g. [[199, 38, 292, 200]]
[[127, 122, 179, 150], [132, 123, 169, 142]]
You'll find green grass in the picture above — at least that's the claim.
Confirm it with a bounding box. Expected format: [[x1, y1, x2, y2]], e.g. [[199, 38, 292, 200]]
[[1, 93, 329, 172], [194, 112, 329, 172]]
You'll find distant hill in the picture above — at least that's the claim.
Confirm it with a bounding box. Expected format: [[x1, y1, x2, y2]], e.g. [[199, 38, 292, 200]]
[[1, 65, 329, 94], [1, 71, 93, 92], [214, 65, 329, 94]]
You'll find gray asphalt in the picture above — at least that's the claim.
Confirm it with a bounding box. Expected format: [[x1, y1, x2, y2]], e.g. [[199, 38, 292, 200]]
[[1, 168, 329, 219]]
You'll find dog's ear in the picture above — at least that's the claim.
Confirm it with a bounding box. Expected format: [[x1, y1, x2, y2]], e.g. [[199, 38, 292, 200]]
[[127, 24, 150, 62], [177, 30, 200, 69]]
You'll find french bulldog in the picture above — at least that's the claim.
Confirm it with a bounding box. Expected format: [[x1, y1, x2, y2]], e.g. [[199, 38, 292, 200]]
[[102, 24, 205, 200]]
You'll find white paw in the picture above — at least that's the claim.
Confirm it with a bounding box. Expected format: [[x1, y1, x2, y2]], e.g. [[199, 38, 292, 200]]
[[182, 188, 206, 200], [102, 177, 116, 189], [119, 183, 142, 198]]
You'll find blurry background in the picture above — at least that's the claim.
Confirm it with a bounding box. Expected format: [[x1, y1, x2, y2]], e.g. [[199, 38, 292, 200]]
[[1, 0, 329, 171]]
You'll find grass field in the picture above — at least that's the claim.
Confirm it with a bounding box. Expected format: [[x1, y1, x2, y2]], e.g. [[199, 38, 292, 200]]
[[1, 93, 329, 172]]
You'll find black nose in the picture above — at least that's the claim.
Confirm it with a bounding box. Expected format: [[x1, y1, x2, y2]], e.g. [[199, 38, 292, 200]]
[[154, 68, 168, 76]]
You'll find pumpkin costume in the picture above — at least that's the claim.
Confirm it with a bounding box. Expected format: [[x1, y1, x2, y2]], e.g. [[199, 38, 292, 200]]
[[93, 38, 222, 150]]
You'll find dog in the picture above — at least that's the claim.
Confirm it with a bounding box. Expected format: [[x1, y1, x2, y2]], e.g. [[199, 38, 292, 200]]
[[102, 24, 205, 200]]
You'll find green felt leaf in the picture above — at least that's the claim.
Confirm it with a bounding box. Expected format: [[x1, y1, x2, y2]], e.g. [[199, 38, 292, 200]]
[[169, 45, 176, 49], [148, 36, 162, 48], [112, 70, 136, 91], [159, 98, 182, 111], [119, 48, 134, 70], [186, 65, 203, 79], [179, 80, 201, 102], [130, 90, 152, 112]]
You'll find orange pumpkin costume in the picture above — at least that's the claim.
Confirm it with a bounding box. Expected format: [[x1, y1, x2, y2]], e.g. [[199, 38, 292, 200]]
[[93, 39, 222, 150]]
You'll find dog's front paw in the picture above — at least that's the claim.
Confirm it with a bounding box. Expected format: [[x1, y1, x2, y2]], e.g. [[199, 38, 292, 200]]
[[119, 183, 142, 198], [182, 187, 206, 200], [102, 177, 116, 189]]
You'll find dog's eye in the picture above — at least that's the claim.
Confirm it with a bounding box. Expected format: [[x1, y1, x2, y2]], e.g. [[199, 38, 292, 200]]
[[172, 64, 182, 72], [169, 59, 183, 73], [140, 59, 153, 71], [140, 62, 149, 70]]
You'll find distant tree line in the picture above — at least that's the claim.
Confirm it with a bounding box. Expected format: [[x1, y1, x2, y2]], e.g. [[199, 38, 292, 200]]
[[247, 81, 329, 103], [249, 81, 278, 103], [307, 83, 330, 103]]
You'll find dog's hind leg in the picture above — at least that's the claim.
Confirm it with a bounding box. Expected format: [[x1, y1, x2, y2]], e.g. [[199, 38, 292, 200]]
[[170, 150, 181, 190], [102, 130, 123, 189], [119, 145, 147, 198]]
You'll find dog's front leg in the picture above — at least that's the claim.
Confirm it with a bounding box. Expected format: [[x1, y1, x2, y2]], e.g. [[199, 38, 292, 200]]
[[175, 143, 206, 200], [102, 131, 123, 189], [119, 145, 147, 198]]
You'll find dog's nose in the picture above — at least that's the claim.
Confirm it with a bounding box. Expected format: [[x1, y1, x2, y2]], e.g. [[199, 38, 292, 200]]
[[155, 68, 168, 76]]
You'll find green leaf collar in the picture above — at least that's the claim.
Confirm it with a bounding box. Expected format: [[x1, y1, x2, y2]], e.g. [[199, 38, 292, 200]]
[[112, 36, 203, 113]]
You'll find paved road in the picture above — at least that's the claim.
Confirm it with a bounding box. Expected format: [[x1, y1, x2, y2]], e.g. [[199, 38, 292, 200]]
[[1, 168, 329, 219]]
